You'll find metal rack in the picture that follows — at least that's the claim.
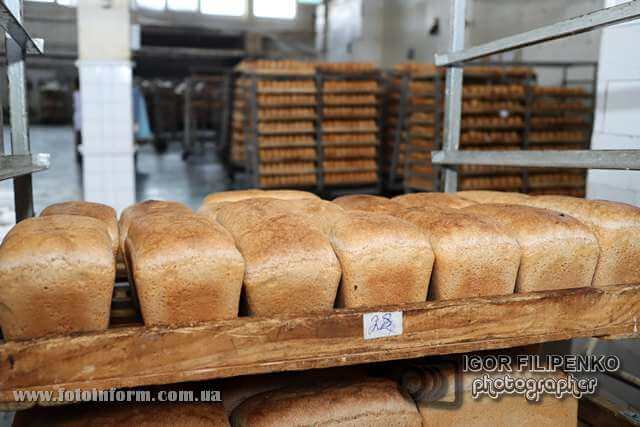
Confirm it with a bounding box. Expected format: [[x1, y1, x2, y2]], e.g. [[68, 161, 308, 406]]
[[317, 69, 383, 196], [0, 0, 48, 222], [433, 0, 640, 191]]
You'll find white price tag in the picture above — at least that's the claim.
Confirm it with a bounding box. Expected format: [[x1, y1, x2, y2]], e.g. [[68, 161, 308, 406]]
[[362, 311, 403, 340]]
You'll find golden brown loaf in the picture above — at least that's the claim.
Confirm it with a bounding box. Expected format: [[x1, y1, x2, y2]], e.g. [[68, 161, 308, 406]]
[[215, 198, 341, 317], [456, 190, 531, 205], [416, 366, 577, 427], [40, 201, 119, 256], [332, 194, 398, 213], [231, 377, 422, 427], [393, 192, 477, 209], [202, 189, 320, 206], [118, 200, 192, 255], [517, 196, 640, 287], [13, 402, 229, 426], [330, 211, 434, 308], [267, 198, 346, 236], [126, 212, 245, 326], [0, 215, 115, 340], [463, 204, 599, 292], [397, 207, 521, 300]]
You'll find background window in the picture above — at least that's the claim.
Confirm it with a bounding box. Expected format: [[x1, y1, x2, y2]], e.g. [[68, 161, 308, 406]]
[[200, 0, 246, 17], [167, 0, 197, 12], [253, 0, 296, 19], [136, 0, 166, 11]]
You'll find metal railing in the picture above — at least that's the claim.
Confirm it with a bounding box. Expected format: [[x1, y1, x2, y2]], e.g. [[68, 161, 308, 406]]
[[433, 0, 640, 192]]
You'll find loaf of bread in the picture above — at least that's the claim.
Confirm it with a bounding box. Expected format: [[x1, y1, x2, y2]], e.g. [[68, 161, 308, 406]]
[[126, 212, 245, 326], [464, 204, 599, 292], [456, 190, 531, 205], [332, 194, 398, 213], [393, 192, 477, 209], [40, 201, 118, 256], [202, 189, 319, 206], [119, 200, 192, 255], [231, 378, 422, 427], [273, 198, 346, 236], [330, 211, 434, 308], [415, 365, 577, 427], [397, 207, 520, 299], [517, 196, 640, 287], [215, 198, 341, 316], [0, 215, 115, 340], [13, 402, 229, 426]]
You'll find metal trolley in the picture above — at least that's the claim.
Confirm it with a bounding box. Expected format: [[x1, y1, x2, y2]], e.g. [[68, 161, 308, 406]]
[[0, 0, 48, 223], [433, 0, 640, 192]]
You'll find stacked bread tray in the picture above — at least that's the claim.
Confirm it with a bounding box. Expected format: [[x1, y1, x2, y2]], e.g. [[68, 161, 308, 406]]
[[317, 63, 382, 192], [234, 60, 319, 189], [385, 63, 443, 192], [526, 84, 594, 197], [0, 191, 639, 408]]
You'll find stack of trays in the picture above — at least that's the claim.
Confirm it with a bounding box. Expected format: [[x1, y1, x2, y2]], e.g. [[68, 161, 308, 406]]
[[386, 63, 442, 192], [318, 63, 382, 189]]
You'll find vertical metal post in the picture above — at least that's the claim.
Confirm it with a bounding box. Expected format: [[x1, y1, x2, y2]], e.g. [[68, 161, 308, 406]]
[[183, 77, 192, 158], [6, 0, 33, 220], [442, 0, 467, 193], [393, 73, 409, 190]]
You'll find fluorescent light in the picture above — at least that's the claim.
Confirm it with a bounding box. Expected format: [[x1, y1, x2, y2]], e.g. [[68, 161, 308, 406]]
[[254, 0, 296, 19], [201, 0, 246, 16], [27, 0, 55, 3], [167, 0, 197, 12], [137, 0, 166, 11], [57, 0, 77, 6]]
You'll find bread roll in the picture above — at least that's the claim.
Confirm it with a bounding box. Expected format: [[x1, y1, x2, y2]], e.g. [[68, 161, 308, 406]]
[[393, 192, 476, 209], [332, 194, 397, 213], [517, 196, 640, 288], [0, 215, 115, 340], [397, 207, 520, 300], [126, 212, 245, 326], [13, 402, 229, 426], [216, 199, 341, 317], [231, 378, 422, 427], [40, 201, 118, 256], [330, 211, 434, 308], [463, 204, 599, 292], [202, 189, 319, 206], [456, 190, 531, 204], [118, 200, 192, 255]]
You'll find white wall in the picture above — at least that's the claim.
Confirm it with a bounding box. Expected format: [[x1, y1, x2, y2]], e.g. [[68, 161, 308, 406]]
[[588, 0, 640, 205], [324, 0, 603, 83]]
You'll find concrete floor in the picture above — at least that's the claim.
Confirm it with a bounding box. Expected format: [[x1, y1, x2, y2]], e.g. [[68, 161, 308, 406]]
[[0, 125, 235, 239]]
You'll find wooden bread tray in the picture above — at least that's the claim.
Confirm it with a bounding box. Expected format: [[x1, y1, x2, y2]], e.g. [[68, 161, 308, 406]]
[[0, 284, 638, 409]]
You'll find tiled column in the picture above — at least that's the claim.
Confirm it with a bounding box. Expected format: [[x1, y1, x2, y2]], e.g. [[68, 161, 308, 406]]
[[77, 0, 134, 213]]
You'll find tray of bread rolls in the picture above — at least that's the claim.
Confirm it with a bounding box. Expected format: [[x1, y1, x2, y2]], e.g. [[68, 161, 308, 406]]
[[234, 60, 322, 189], [385, 66, 444, 192], [318, 64, 382, 189], [0, 191, 638, 406]]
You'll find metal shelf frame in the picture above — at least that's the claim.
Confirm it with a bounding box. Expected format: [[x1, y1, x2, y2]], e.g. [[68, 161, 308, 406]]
[[1, 0, 46, 222], [433, 0, 640, 192]]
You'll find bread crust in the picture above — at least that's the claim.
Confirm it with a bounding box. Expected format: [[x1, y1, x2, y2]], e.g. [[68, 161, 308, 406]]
[[231, 377, 422, 427], [517, 195, 640, 287], [330, 211, 434, 308], [40, 201, 119, 256], [393, 192, 477, 209], [118, 200, 192, 255], [216, 199, 341, 316], [0, 215, 115, 340], [13, 402, 229, 426], [463, 203, 599, 292], [397, 206, 521, 300], [332, 194, 398, 213], [456, 190, 532, 205], [202, 189, 320, 206], [126, 212, 245, 326]]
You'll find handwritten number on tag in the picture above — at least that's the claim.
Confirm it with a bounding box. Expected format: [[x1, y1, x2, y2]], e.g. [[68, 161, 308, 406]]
[[363, 311, 403, 340]]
